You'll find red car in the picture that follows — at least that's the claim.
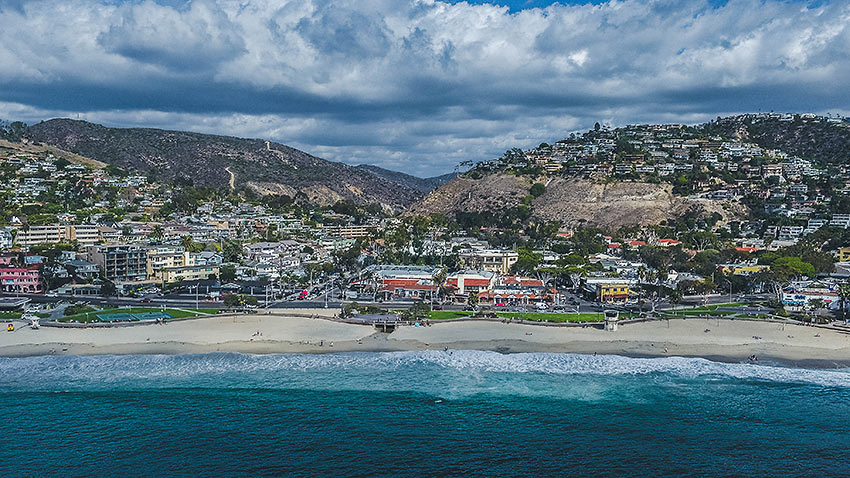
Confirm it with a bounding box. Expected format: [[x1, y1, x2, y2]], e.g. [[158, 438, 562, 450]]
[[298, 290, 308, 300], [139, 298, 153, 303]]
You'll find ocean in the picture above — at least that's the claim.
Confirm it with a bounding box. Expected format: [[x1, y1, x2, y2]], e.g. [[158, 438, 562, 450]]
[[2, 351, 849, 477]]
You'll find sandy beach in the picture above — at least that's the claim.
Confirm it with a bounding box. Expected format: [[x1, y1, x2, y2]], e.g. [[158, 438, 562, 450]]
[[3, 310, 850, 367]]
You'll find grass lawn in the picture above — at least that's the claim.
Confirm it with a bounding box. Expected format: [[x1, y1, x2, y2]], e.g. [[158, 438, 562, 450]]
[[496, 312, 604, 323], [429, 311, 473, 320], [428, 310, 604, 322], [193, 308, 222, 314], [58, 307, 220, 323], [0, 312, 22, 320], [663, 303, 747, 317]]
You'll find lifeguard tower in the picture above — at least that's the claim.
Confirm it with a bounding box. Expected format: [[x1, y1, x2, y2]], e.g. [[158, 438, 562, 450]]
[[604, 310, 620, 331]]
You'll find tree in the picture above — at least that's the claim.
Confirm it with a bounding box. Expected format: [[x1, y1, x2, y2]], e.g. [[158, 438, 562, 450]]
[[770, 256, 815, 281], [149, 225, 164, 241], [511, 247, 542, 275], [467, 291, 479, 308], [222, 241, 242, 263], [180, 235, 194, 251], [403, 301, 431, 321], [100, 279, 117, 297], [594, 122, 601, 131], [839, 283, 850, 323], [220, 264, 237, 283], [342, 301, 359, 318], [432, 268, 448, 302]]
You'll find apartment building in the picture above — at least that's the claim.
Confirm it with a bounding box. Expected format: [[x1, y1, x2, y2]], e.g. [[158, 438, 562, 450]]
[[0, 265, 42, 293], [86, 244, 147, 282], [14, 224, 100, 246]]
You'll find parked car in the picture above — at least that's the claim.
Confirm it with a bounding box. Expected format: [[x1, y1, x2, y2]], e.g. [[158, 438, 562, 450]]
[[139, 298, 153, 303], [432, 305, 443, 310]]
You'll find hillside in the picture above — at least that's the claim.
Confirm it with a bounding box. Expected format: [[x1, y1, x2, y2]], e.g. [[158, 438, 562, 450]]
[[355, 164, 456, 194], [706, 115, 850, 165], [409, 173, 744, 228], [26, 119, 425, 209]]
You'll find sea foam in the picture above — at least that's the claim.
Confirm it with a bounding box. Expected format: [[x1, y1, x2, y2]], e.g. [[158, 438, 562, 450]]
[[2, 351, 850, 393]]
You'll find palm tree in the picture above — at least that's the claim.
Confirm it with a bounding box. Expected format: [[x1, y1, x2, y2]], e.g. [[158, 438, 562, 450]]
[[150, 224, 164, 241], [432, 268, 448, 304], [180, 235, 194, 251], [838, 284, 850, 324]]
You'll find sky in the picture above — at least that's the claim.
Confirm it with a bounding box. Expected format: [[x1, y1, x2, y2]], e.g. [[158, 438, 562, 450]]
[[1, 0, 848, 177]]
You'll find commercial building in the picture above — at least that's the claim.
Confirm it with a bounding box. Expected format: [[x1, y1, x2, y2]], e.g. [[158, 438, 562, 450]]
[[446, 270, 496, 297], [596, 284, 630, 303]]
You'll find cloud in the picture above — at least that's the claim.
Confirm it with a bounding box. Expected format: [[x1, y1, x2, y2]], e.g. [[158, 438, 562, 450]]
[[0, 0, 848, 176], [98, 0, 246, 71]]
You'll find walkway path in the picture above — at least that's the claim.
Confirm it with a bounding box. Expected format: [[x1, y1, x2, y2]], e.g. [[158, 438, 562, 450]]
[[225, 167, 235, 192]]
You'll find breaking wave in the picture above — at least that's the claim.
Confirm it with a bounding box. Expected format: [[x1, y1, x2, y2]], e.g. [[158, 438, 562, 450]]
[[2, 350, 850, 394]]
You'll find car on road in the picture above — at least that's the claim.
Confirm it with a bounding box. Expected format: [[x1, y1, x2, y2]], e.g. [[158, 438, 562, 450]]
[[432, 305, 443, 310], [139, 298, 153, 303]]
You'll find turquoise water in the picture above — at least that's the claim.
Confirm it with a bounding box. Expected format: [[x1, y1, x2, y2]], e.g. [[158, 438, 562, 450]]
[[2, 351, 850, 477]]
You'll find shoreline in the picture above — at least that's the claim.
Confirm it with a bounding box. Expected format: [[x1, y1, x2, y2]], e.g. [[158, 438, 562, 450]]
[[3, 313, 850, 368]]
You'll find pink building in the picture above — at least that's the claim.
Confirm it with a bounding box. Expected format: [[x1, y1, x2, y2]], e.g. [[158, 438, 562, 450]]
[[0, 266, 42, 293]]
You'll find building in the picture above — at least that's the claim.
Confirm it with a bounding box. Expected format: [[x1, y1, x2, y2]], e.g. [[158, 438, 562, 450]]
[[146, 246, 189, 278], [160, 264, 220, 283], [596, 283, 630, 303], [13, 225, 100, 246], [458, 249, 519, 275], [320, 225, 373, 238], [782, 284, 840, 311], [63, 260, 100, 280], [0, 266, 42, 293], [368, 265, 440, 301], [147, 246, 219, 282], [86, 244, 147, 282], [478, 276, 554, 304], [717, 263, 770, 276], [838, 247, 850, 262], [446, 270, 496, 297]]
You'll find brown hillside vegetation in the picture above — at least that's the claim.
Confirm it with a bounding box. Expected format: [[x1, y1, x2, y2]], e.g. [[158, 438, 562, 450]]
[[0, 139, 106, 168], [410, 173, 746, 228]]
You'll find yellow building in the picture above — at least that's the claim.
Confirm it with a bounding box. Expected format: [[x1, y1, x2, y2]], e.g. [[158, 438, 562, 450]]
[[146, 247, 190, 279], [161, 265, 220, 283], [147, 247, 216, 282], [837, 247, 850, 262], [597, 284, 630, 303]]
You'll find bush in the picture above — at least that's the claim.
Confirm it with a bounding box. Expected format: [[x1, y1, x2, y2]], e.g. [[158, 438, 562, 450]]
[[64, 305, 95, 316], [530, 183, 546, 198]]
